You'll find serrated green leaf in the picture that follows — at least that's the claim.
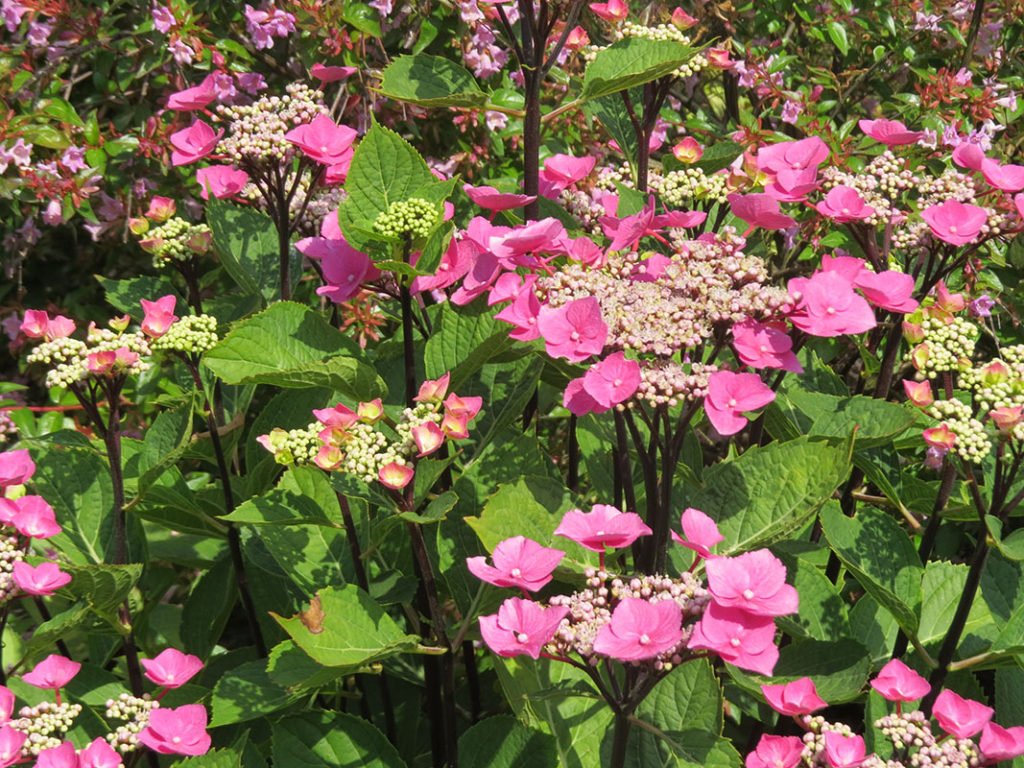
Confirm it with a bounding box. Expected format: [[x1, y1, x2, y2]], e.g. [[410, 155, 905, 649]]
[[206, 197, 296, 303], [57, 563, 142, 628], [225, 465, 342, 526], [399, 489, 457, 524], [272, 712, 406, 767], [459, 716, 558, 768], [584, 90, 642, 170], [210, 659, 302, 726], [918, 560, 998, 656], [986, 515, 1024, 561], [267, 639, 348, 691], [377, 55, 488, 108], [424, 301, 505, 387], [582, 38, 697, 101], [171, 748, 242, 768], [775, 556, 850, 642], [694, 142, 744, 174]]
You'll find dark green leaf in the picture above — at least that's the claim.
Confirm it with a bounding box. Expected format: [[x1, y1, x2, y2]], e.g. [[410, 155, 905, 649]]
[[271, 711, 407, 767], [210, 659, 302, 726], [459, 716, 558, 768]]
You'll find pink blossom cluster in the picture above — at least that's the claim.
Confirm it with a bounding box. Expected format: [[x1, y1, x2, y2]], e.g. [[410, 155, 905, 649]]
[[747, 662, 1024, 768], [243, 3, 296, 50]]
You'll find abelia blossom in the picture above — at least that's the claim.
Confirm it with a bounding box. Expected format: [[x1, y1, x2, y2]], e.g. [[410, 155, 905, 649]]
[[979, 722, 1024, 763], [932, 689, 993, 738], [969, 295, 995, 318], [554, 504, 652, 552], [869, 658, 930, 702], [920, 200, 988, 246], [816, 185, 876, 222], [167, 74, 217, 111], [745, 735, 804, 768], [687, 601, 779, 675], [0, 449, 34, 486], [466, 536, 565, 592], [12, 561, 71, 596], [537, 297, 607, 363], [285, 114, 357, 166], [704, 370, 776, 436], [22, 654, 81, 690], [705, 549, 798, 617], [196, 166, 249, 200], [859, 118, 923, 146], [756, 137, 829, 174], [788, 270, 876, 337], [761, 677, 827, 715], [169, 120, 223, 167], [141, 648, 204, 689], [592, 597, 684, 661], [140, 295, 178, 338], [671, 508, 723, 560], [731, 319, 802, 373], [582, 352, 641, 409], [137, 704, 211, 756], [478, 598, 570, 659], [823, 732, 866, 768], [728, 193, 797, 233]]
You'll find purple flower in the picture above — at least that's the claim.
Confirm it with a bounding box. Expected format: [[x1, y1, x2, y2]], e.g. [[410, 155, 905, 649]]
[[151, 4, 176, 33], [780, 99, 802, 125], [969, 294, 996, 318], [60, 146, 89, 173]]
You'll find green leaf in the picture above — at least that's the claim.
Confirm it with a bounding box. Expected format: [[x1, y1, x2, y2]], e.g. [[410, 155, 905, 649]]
[[694, 142, 744, 174], [399, 490, 457, 524], [424, 301, 505, 387], [775, 556, 850, 642], [981, 554, 1024, 653], [203, 302, 385, 400], [412, 221, 454, 279], [827, 21, 850, 55], [986, 515, 1024, 561], [918, 561, 997, 656], [272, 711, 407, 767], [610, 729, 740, 768], [57, 564, 142, 625], [459, 716, 558, 768], [225, 465, 343, 526], [821, 504, 923, 635], [583, 90, 641, 169], [272, 585, 422, 670], [267, 640, 347, 692], [582, 38, 697, 101], [771, 385, 917, 449], [728, 638, 872, 703], [171, 748, 242, 768], [136, 402, 194, 497], [182, 554, 236, 658], [207, 197, 294, 303], [677, 438, 851, 555], [210, 659, 302, 726], [95, 275, 181, 320], [340, 3, 381, 37], [377, 55, 488, 108]]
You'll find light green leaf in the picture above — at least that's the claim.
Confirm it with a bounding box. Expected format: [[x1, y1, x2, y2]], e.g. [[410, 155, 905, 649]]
[[225, 465, 343, 526], [424, 301, 507, 387], [207, 197, 296, 302], [267, 640, 348, 692], [171, 748, 242, 768], [775, 556, 851, 642], [827, 21, 850, 55], [582, 38, 697, 101], [210, 659, 302, 726], [918, 560, 998, 656], [459, 716, 558, 768], [728, 638, 872, 703], [272, 712, 407, 767], [377, 55, 488, 108], [57, 564, 142, 625]]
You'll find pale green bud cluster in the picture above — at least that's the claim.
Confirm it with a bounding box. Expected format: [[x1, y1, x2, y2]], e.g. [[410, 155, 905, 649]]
[[328, 404, 441, 484], [912, 315, 978, 377], [25, 336, 88, 388], [141, 217, 212, 267], [650, 167, 731, 207], [261, 424, 322, 466], [928, 399, 990, 463], [373, 198, 438, 240], [105, 693, 158, 753], [12, 701, 84, 755], [152, 314, 219, 355], [960, 366, 1024, 414]]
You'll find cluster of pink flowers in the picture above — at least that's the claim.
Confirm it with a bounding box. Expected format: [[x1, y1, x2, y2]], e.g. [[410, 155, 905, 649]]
[[242, 3, 296, 50], [747, 662, 1024, 768], [474, 507, 796, 676]]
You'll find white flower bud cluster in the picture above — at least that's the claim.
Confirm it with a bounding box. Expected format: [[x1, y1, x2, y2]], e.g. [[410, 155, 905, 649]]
[[650, 167, 731, 207], [926, 399, 990, 463], [152, 314, 219, 355], [25, 336, 88, 388], [330, 404, 441, 483], [216, 82, 327, 166], [800, 716, 856, 765], [636, 359, 718, 407], [142, 217, 212, 268], [960, 365, 1024, 414], [0, 533, 27, 604], [911, 315, 978, 377], [11, 701, 83, 756], [372, 198, 439, 240], [104, 693, 159, 753], [262, 424, 322, 466]]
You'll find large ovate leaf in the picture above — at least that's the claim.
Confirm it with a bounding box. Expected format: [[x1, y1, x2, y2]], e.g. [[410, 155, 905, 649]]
[[57, 563, 142, 626], [207, 197, 298, 303], [271, 711, 407, 767], [582, 38, 697, 101], [424, 301, 510, 388], [770, 386, 917, 449], [170, 749, 242, 768], [918, 560, 998, 656], [775, 555, 850, 642], [210, 659, 302, 726], [727, 638, 872, 703], [583, 90, 641, 169], [981, 553, 1024, 653], [459, 716, 558, 768], [377, 54, 488, 108], [225, 465, 343, 526], [202, 302, 385, 400]]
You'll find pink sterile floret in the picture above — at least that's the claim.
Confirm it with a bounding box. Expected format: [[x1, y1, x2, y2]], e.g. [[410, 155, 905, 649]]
[[670, 507, 724, 559], [592, 596, 684, 662], [141, 648, 204, 689], [12, 561, 71, 596], [563, 376, 609, 417], [79, 737, 123, 768], [727, 193, 797, 231], [764, 167, 819, 203], [537, 297, 608, 363], [687, 601, 778, 676], [745, 735, 804, 768], [823, 732, 866, 768], [980, 158, 1024, 192], [166, 73, 218, 111], [137, 704, 211, 756], [761, 677, 827, 716], [582, 352, 641, 409], [951, 142, 986, 171], [858, 118, 923, 146], [284, 114, 357, 166], [756, 137, 830, 175], [705, 549, 798, 617], [22, 654, 81, 690], [704, 370, 776, 436], [478, 597, 569, 660], [920, 200, 988, 246], [788, 270, 876, 337], [196, 165, 249, 200], [9, 495, 61, 539], [297, 235, 377, 304], [169, 120, 223, 166], [869, 658, 930, 702], [589, 0, 628, 23], [816, 185, 875, 223], [140, 295, 178, 338], [0, 449, 34, 487], [731, 319, 802, 373], [853, 270, 918, 314], [412, 238, 475, 295], [466, 536, 565, 592], [539, 153, 596, 197], [310, 63, 358, 82], [932, 689, 993, 739], [554, 504, 652, 552], [0, 725, 25, 767], [979, 722, 1024, 763], [463, 183, 536, 212]]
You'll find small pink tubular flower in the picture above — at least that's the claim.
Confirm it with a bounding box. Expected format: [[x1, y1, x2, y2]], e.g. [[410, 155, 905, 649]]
[[79, 737, 124, 768], [285, 114, 357, 165], [853, 270, 918, 314], [593, 597, 684, 661], [705, 549, 798, 617], [478, 597, 569, 659], [704, 371, 776, 436], [932, 689, 993, 739], [169, 120, 223, 166], [870, 658, 930, 702], [466, 536, 565, 592], [0, 725, 25, 768], [761, 677, 827, 715], [731, 319, 802, 373], [687, 601, 778, 675], [920, 200, 988, 246], [582, 352, 641, 408], [196, 165, 249, 200], [0, 449, 34, 486], [140, 295, 178, 338], [788, 270, 877, 337], [727, 193, 797, 232], [463, 183, 536, 212], [756, 137, 830, 174], [816, 185, 875, 223], [21, 654, 81, 690], [858, 118, 923, 146], [979, 722, 1024, 764], [537, 297, 608, 363], [823, 732, 866, 768], [166, 74, 217, 111], [745, 735, 804, 768], [980, 158, 1024, 193], [137, 704, 211, 756], [141, 648, 204, 689], [12, 561, 70, 596], [554, 504, 652, 552], [670, 508, 724, 559]]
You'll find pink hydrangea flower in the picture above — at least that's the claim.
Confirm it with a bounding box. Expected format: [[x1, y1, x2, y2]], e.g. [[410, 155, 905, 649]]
[[979, 722, 1024, 763], [764, 168, 819, 203], [592, 597, 684, 661], [285, 114, 357, 166], [411, 422, 445, 457], [582, 352, 641, 409], [788, 270, 876, 337], [140, 295, 178, 338], [10, 495, 61, 539], [920, 200, 988, 246], [563, 376, 608, 417], [980, 158, 1024, 192], [554, 504, 652, 552], [670, 508, 724, 560], [141, 649, 204, 689], [138, 704, 211, 756], [79, 737, 124, 768], [932, 689, 993, 739], [745, 735, 804, 768], [951, 142, 986, 171], [310, 63, 358, 82], [196, 165, 249, 200], [466, 536, 565, 592], [731, 319, 802, 373], [22, 654, 81, 690], [727, 193, 797, 233], [12, 561, 71, 596], [0, 449, 34, 486], [869, 658, 930, 702], [687, 601, 778, 675], [166, 74, 217, 111], [463, 183, 536, 212], [537, 297, 607, 363], [378, 463, 414, 490], [35, 741, 77, 768], [823, 732, 866, 768], [756, 137, 830, 174], [705, 549, 798, 617], [903, 380, 933, 408], [169, 120, 223, 166], [478, 597, 569, 659], [704, 370, 776, 436], [853, 270, 918, 314], [539, 154, 596, 197], [589, 0, 628, 22], [296, 235, 378, 304], [761, 677, 827, 715], [859, 118, 923, 146], [0, 725, 25, 768], [816, 185, 876, 222], [412, 238, 475, 294]]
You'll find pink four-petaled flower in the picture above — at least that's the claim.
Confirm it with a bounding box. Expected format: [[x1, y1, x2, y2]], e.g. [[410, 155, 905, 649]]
[[478, 597, 569, 660], [466, 536, 565, 592], [554, 504, 652, 552], [592, 597, 684, 662]]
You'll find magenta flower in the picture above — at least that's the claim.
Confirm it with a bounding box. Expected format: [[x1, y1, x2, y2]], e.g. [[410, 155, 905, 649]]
[[378, 463, 414, 490], [141, 648, 204, 689], [816, 185, 876, 223], [788, 270, 876, 337], [539, 153, 596, 197], [35, 740, 77, 768], [745, 735, 804, 768], [858, 118, 923, 146], [411, 422, 445, 457], [297, 235, 377, 304], [412, 238, 475, 294], [920, 200, 988, 246], [853, 270, 918, 314], [0, 685, 13, 721], [166, 74, 217, 111], [980, 158, 1024, 192], [731, 319, 802, 373], [140, 295, 178, 339], [0, 725, 25, 768], [670, 508, 724, 560], [12, 561, 71, 596], [310, 63, 358, 82], [761, 677, 827, 715], [285, 114, 356, 166], [0, 448, 34, 486], [79, 737, 124, 768], [537, 297, 607, 363], [554, 504, 652, 552], [979, 722, 1024, 763], [764, 167, 819, 203], [704, 370, 776, 436], [22, 654, 81, 690], [932, 689, 993, 738], [688, 601, 778, 675], [138, 704, 211, 756], [589, 0, 628, 22], [823, 732, 866, 768], [478, 597, 569, 659], [756, 137, 830, 174], [196, 165, 249, 200], [563, 376, 608, 417], [169, 120, 222, 167], [582, 352, 641, 409], [467, 536, 565, 593], [727, 193, 797, 233], [952, 142, 986, 171], [491, 218, 565, 267], [11, 495, 61, 539], [593, 597, 684, 661], [869, 658, 930, 702], [463, 183, 536, 212], [705, 549, 798, 617]]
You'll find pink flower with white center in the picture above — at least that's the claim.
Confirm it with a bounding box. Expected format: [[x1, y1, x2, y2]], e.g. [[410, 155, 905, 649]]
[[478, 597, 569, 659], [582, 352, 640, 409], [196, 166, 249, 200], [764, 167, 818, 203], [823, 732, 866, 768], [593, 597, 684, 661], [443, 393, 482, 420], [310, 63, 358, 82], [816, 185, 876, 223], [870, 658, 930, 702], [411, 422, 445, 457], [687, 601, 778, 675], [589, 0, 628, 22], [704, 370, 776, 436], [671, 508, 723, 560], [980, 722, 1024, 763], [732, 319, 802, 373], [761, 677, 827, 715], [727, 193, 797, 234], [756, 137, 830, 174], [79, 737, 124, 768], [932, 689, 993, 738], [463, 183, 536, 213], [0, 685, 12, 721], [0, 448, 34, 486], [22, 654, 81, 690], [554, 504, 651, 552], [285, 114, 356, 166], [563, 376, 608, 417], [745, 735, 804, 768], [416, 373, 450, 403], [140, 295, 178, 338], [298, 235, 378, 304], [169, 120, 223, 167], [853, 270, 918, 314], [788, 270, 877, 337], [705, 549, 798, 617], [378, 462, 414, 490], [141, 648, 203, 689], [441, 411, 470, 440], [923, 423, 956, 451], [138, 704, 211, 756], [673, 137, 703, 163], [490, 218, 565, 267], [980, 158, 1024, 192], [35, 740, 76, 768], [494, 288, 542, 341], [0, 725, 25, 768], [12, 561, 70, 596], [466, 536, 565, 592], [537, 297, 607, 363], [539, 154, 596, 197], [920, 200, 988, 246], [166, 74, 218, 111], [412, 238, 475, 295], [11, 495, 61, 539], [952, 142, 986, 171], [859, 118, 923, 146]]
